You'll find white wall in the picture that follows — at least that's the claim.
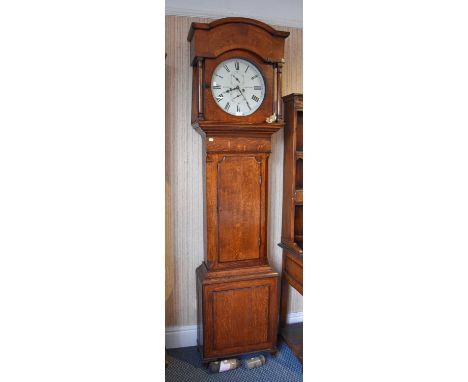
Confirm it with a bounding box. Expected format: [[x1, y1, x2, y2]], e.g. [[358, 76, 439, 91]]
[[166, 0, 303, 28]]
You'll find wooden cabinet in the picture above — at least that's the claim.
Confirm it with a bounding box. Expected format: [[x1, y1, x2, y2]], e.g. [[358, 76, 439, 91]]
[[197, 266, 278, 359], [188, 18, 289, 363], [195, 138, 280, 363], [279, 93, 303, 362]]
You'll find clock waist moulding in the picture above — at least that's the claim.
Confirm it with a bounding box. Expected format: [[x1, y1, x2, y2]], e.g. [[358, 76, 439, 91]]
[[188, 17, 289, 363]]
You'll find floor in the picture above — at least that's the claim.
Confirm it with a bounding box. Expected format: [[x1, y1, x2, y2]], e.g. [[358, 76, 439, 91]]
[[165, 341, 303, 381]]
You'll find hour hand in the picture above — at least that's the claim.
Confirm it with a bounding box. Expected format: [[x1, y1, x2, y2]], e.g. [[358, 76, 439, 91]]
[[231, 74, 241, 83], [217, 87, 235, 95]]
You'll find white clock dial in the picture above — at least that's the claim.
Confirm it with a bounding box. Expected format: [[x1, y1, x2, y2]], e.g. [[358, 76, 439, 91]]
[[210, 58, 265, 116]]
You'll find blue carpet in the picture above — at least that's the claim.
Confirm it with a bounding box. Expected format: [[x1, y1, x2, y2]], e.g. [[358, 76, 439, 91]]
[[166, 341, 302, 382]]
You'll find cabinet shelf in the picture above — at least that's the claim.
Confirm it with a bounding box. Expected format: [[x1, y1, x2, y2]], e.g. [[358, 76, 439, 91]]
[[296, 110, 303, 152], [295, 158, 303, 190]]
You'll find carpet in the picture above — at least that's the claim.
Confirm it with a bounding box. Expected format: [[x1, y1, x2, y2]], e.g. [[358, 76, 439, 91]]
[[166, 341, 303, 381]]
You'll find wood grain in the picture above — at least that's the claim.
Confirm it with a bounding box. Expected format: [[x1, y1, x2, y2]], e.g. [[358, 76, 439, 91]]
[[218, 156, 261, 263], [200, 270, 278, 360], [166, 15, 302, 327], [278, 94, 304, 363], [212, 285, 269, 349]]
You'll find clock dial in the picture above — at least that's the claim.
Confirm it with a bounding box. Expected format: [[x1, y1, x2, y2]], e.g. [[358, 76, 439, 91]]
[[210, 58, 265, 116]]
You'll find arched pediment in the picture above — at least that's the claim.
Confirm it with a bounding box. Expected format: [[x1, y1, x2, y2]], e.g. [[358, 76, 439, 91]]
[[188, 17, 289, 65]]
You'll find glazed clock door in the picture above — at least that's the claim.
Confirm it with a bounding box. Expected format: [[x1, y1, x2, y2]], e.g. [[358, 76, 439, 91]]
[[213, 154, 266, 268]]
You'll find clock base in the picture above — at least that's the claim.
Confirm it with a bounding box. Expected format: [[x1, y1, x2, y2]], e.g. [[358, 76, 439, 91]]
[[196, 262, 279, 362]]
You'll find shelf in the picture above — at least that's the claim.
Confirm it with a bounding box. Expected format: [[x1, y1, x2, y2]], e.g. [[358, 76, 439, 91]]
[[296, 110, 303, 152], [294, 206, 302, 235], [278, 240, 303, 256], [295, 158, 303, 190], [279, 322, 303, 363]]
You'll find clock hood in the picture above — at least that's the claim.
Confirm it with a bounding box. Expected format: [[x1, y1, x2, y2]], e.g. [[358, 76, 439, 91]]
[[187, 17, 289, 66]]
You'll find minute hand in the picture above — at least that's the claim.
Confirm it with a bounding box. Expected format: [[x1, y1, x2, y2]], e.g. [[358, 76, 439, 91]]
[[235, 86, 252, 110]]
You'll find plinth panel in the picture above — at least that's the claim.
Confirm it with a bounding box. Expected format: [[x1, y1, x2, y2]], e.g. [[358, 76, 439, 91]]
[[199, 271, 278, 360], [212, 285, 269, 349]]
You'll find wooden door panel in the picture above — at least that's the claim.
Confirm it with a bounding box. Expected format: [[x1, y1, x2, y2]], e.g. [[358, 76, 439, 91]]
[[217, 156, 261, 263], [212, 286, 269, 350], [202, 275, 278, 358]]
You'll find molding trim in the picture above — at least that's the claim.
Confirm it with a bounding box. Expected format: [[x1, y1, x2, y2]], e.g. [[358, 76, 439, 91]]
[[166, 312, 303, 349], [165, 6, 303, 28], [166, 325, 198, 349]]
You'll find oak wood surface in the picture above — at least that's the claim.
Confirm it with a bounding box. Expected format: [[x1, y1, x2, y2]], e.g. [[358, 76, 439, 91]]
[[278, 94, 303, 363], [198, 264, 279, 360], [205, 153, 269, 270], [189, 18, 286, 362], [188, 17, 289, 65], [206, 136, 271, 153], [218, 156, 261, 263]]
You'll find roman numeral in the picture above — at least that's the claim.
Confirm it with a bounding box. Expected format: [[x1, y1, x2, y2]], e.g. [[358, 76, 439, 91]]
[[251, 95, 259, 102], [235, 61, 239, 70], [212, 85, 221, 89], [254, 86, 262, 90], [215, 95, 224, 102], [245, 65, 249, 73], [216, 74, 223, 79], [224, 102, 230, 111], [237, 105, 240, 112], [223, 64, 230, 72], [251, 74, 258, 80]]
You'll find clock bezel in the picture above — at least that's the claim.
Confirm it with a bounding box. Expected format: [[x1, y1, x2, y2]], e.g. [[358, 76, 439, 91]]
[[203, 49, 274, 124], [210, 57, 267, 117]]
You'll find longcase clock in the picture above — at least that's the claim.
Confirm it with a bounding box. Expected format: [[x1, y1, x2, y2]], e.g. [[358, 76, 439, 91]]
[[188, 17, 289, 363]]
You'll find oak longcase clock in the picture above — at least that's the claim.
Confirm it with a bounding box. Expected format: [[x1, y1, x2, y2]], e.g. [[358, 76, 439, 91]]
[[188, 17, 289, 363]]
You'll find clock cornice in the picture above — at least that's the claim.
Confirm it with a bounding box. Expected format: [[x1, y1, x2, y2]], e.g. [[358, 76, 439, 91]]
[[187, 17, 290, 41], [187, 17, 289, 65]]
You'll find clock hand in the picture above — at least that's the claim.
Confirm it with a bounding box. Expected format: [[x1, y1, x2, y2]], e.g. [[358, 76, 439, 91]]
[[220, 87, 236, 95], [234, 86, 252, 110], [231, 74, 242, 83]]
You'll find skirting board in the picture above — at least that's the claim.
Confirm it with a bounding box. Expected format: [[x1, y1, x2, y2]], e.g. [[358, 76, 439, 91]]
[[165, 312, 303, 349]]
